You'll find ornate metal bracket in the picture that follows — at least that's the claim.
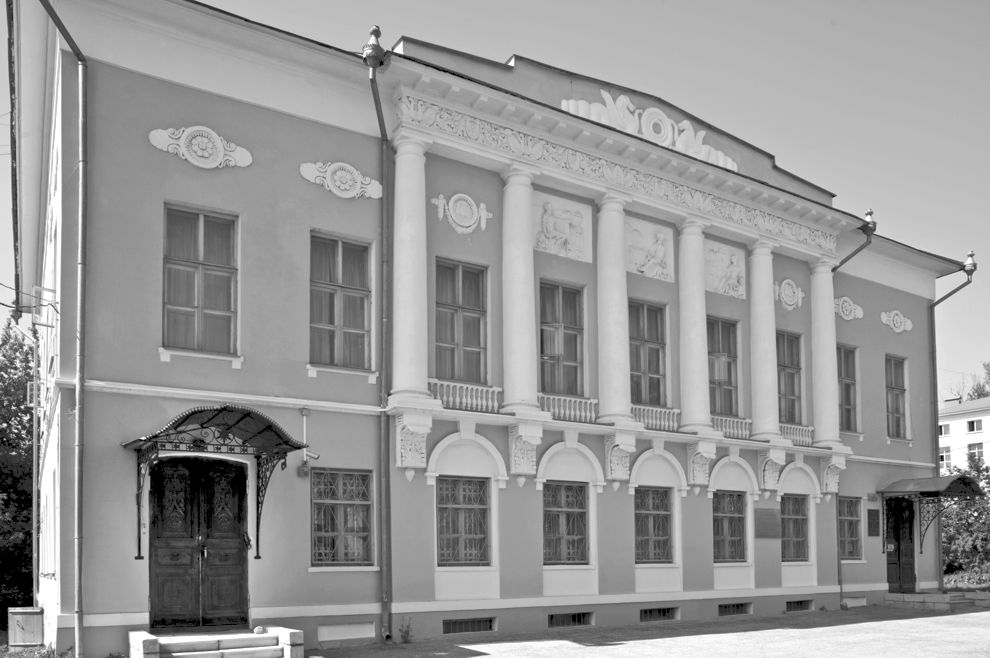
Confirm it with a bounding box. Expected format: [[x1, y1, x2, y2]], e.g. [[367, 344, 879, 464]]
[[255, 453, 287, 559]]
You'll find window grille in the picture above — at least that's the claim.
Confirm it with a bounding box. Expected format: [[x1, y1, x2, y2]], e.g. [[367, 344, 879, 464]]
[[442, 618, 495, 634], [634, 487, 673, 563], [717, 602, 751, 616], [712, 491, 746, 562], [639, 607, 678, 622], [311, 469, 372, 565], [548, 612, 591, 628], [780, 495, 808, 561], [786, 600, 812, 612], [543, 482, 588, 564], [436, 477, 490, 566]]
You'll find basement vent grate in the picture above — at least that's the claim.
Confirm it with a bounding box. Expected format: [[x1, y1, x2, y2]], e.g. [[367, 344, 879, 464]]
[[718, 602, 752, 616], [640, 607, 678, 622], [442, 617, 495, 634], [786, 599, 812, 612], [548, 612, 592, 628]]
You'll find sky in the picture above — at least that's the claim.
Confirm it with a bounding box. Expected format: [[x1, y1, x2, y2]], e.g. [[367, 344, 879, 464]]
[[2, 0, 988, 400]]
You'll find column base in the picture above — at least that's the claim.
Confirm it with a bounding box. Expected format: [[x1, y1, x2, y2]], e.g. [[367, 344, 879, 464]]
[[751, 432, 786, 445], [388, 389, 444, 411], [597, 413, 644, 432], [678, 423, 724, 440], [501, 401, 552, 421]]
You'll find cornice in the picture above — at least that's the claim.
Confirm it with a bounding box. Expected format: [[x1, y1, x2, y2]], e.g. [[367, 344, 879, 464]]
[[396, 93, 838, 254]]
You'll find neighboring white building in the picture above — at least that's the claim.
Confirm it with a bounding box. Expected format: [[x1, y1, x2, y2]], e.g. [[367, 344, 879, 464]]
[[938, 397, 990, 473]]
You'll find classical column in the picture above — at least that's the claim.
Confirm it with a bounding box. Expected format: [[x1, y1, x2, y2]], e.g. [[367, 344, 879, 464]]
[[596, 192, 634, 425], [811, 259, 841, 447], [749, 239, 781, 442], [500, 163, 544, 416], [677, 217, 713, 434], [389, 134, 434, 404]]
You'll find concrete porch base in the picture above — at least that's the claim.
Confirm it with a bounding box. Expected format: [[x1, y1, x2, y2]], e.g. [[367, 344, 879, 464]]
[[129, 627, 303, 658]]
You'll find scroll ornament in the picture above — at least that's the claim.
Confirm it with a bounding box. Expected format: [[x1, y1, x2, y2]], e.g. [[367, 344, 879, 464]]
[[834, 296, 864, 321], [432, 193, 492, 234], [774, 279, 805, 311], [149, 125, 252, 169], [880, 310, 913, 334], [300, 161, 382, 199]]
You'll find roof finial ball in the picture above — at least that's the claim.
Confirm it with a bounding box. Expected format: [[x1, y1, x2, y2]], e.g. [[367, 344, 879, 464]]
[[362, 25, 386, 69], [964, 250, 977, 281]]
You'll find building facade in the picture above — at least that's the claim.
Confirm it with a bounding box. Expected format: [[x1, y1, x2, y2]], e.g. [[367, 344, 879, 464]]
[[939, 397, 990, 474], [11, 0, 971, 653]]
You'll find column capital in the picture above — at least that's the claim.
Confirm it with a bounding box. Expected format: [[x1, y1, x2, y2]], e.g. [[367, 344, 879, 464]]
[[598, 190, 632, 210], [679, 215, 709, 235], [811, 257, 839, 274], [392, 129, 432, 154], [501, 161, 540, 183], [749, 238, 779, 254]]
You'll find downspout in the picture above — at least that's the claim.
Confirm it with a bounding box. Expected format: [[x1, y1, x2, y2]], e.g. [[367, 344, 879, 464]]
[[12, 322, 38, 606], [929, 250, 977, 591], [362, 26, 394, 643], [827, 209, 876, 604], [34, 0, 86, 653], [5, 0, 21, 318]]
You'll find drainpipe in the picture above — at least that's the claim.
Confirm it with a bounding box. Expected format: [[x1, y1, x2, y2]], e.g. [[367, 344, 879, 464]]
[[34, 1, 87, 653], [362, 26, 394, 643], [12, 322, 38, 606], [831, 209, 877, 273], [930, 250, 977, 591]]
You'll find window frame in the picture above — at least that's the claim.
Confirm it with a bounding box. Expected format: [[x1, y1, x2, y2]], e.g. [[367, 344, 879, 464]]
[[939, 446, 952, 473], [780, 494, 809, 562], [968, 442, 984, 464], [634, 486, 673, 564], [707, 317, 739, 417], [629, 301, 667, 408], [543, 480, 589, 565], [539, 282, 584, 396], [712, 490, 746, 563], [776, 331, 802, 425], [837, 496, 862, 560], [435, 476, 491, 567], [163, 207, 238, 354], [434, 259, 488, 384], [309, 235, 372, 370], [837, 345, 858, 432], [885, 355, 908, 439], [310, 468, 374, 567], [938, 423, 950, 436], [968, 419, 983, 433]]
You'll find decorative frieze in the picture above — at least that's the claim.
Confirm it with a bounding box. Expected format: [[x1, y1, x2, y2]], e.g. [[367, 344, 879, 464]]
[[834, 296, 864, 321], [299, 160, 382, 199], [396, 95, 838, 253], [774, 279, 804, 311], [431, 193, 492, 234], [559, 90, 738, 171], [531, 191, 592, 262], [625, 217, 674, 282], [705, 241, 746, 299], [149, 125, 252, 169], [880, 310, 914, 334]]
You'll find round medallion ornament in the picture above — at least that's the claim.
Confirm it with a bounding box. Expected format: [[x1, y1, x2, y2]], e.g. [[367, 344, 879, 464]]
[[180, 126, 224, 169], [834, 296, 864, 321], [775, 278, 804, 311], [326, 162, 364, 199], [432, 193, 492, 235]]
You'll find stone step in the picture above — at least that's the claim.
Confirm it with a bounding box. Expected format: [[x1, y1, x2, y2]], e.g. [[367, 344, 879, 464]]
[[164, 648, 282, 658], [159, 632, 278, 654]]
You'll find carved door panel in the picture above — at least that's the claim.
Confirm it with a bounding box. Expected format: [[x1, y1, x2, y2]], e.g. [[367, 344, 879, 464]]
[[150, 458, 248, 628], [885, 498, 916, 594]]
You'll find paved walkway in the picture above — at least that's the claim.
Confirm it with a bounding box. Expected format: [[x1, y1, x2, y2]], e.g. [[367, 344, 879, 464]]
[[309, 606, 990, 657]]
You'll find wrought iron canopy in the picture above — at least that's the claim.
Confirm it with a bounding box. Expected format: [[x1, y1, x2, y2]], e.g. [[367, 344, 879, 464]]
[[123, 405, 304, 560], [879, 474, 985, 553]]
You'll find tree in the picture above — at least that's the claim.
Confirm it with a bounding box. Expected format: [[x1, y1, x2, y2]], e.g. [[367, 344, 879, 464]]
[[966, 361, 990, 401], [942, 453, 990, 583], [0, 320, 35, 628]]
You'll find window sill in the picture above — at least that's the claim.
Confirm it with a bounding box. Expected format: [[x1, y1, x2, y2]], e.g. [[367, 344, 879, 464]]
[[840, 558, 866, 564], [885, 436, 913, 447], [714, 562, 753, 567], [840, 431, 864, 443], [635, 562, 680, 569], [543, 564, 595, 570], [306, 364, 378, 384], [308, 565, 379, 573], [435, 565, 497, 573], [159, 347, 243, 369]]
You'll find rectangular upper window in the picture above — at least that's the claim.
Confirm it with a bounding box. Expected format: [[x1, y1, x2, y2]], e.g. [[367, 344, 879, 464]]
[[837, 497, 861, 560], [310, 236, 370, 369], [634, 486, 673, 563], [436, 476, 490, 567], [968, 419, 983, 433], [938, 423, 950, 436], [780, 495, 808, 562], [629, 302, 666, 408], [707, 317, 738, 417], [968, 442, 983, 465], [163, 207, 237, 354], [837, 345, 857, 432], [939, 446, 952, 473], [885, 355, 907, 439], [540, 283, 583, 396], [776, 332, 802, 425], [712, 490, 745, 562], [311, 469, 373, 566], [435, 260, 487, 384], [543, 481, 588, 565]]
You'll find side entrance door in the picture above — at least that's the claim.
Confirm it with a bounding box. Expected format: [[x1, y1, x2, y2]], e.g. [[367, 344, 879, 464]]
[[150, 458, 249, 628], [885, 497, 916, 593]]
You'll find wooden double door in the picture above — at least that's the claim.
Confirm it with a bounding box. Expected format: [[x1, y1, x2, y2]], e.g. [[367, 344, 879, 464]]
[[150, 458, 249, 628], [885, 497, 916, 594]]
